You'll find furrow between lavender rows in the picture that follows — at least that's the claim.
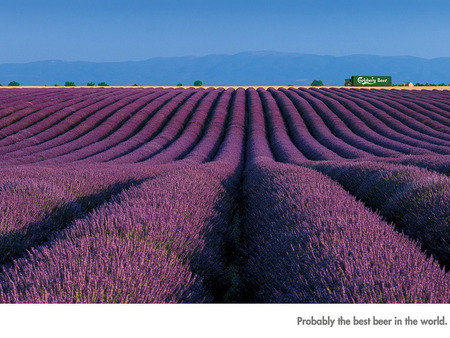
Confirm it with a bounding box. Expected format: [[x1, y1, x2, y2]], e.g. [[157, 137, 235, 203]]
[[304, 88, 448, 155], [0, 164, 172, 267], [1, 160, 448, 303], [351, 88, 450, 127], [308, 160, 450, 270], [0, 89, 163, 164], [333, 88, 450, 144], [105, 89, 206, 164], [0, 89, 85, 129], [56, 88, 197, 164], [0, 163, 241, 303], [240, 161, 449, 303], [0, 89, 118, 152], [289, 88, 406, 157], [0, 89, 152, 162], [380, 154, 450, 176], [141, 88, 224, 165]]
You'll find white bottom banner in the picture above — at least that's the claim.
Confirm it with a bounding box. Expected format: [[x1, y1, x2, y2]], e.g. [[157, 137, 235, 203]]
[[1, 303, 449, 338]]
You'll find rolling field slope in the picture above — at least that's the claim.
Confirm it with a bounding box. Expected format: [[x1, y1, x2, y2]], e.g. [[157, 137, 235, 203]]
[[0, 87, 449, 303]]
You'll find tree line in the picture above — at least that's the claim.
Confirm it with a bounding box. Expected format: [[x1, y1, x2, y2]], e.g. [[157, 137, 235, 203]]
[[0, 80, 205, 87], [2, 79, 449, 87]]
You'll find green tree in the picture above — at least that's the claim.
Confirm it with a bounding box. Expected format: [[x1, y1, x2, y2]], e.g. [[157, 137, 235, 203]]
[[8, 81, 20, 86], [193, 80, 203, 86], [98, 82, 109, 86], [65, 81, 76, 87], [176, 83, 183, 86], [87, 82, 95, 86], [310, 80, 323, 86]]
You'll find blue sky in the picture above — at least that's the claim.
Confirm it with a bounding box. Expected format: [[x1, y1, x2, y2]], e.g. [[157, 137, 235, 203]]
[[1, 0, 449, 63]]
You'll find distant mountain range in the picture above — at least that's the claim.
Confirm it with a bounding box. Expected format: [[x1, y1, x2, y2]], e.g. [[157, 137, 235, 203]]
[[0, 51, 449, 86]]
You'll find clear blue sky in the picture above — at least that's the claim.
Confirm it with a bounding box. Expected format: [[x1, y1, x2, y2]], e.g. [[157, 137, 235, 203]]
[[1, 0, 449, 63]]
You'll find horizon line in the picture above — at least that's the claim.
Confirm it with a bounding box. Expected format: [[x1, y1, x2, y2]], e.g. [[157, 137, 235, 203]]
[[1, 51, 448, 65]]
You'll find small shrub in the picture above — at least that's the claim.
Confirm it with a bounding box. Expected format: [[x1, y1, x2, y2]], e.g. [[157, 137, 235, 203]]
[[193, 80, 203, 87], [87, 82, 95, 86], [65, 81, 76, 87], [98, 82, 109, 86], [8, 81, 20, 86], [310, 80, 323, 86]]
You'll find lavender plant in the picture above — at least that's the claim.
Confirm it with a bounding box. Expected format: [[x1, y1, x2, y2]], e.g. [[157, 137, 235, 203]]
[[310, 161, 450, 269], [240, 161, 450, 303], [0, 164, 239, 303]]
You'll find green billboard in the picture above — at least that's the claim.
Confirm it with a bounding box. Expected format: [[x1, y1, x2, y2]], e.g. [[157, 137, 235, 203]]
[[350, 76, 392, 87]]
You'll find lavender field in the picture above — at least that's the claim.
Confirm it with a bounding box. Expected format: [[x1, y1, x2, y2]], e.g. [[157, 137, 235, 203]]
[[0, 86, 449, 303]]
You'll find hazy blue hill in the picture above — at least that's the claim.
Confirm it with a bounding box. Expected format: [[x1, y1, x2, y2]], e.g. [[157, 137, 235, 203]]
[[0, 52, 449, 86]]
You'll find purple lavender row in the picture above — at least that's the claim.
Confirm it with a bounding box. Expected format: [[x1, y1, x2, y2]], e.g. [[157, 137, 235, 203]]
[[58, 89, 184, 163], [0, 89, 113, 152], [178, 88, 234, 164], [0, 87, 91, 106], [143, 88, 223, 165], [336, 88, 450, 143], [0, 163, 168, 265], [0, 89, 151, 163], [0, 88, 102, 122], [0, 89, 73, 122], [291, 88, 403, 157], [255, 87, 311, 164], [304, 88, 442, 155], [366, 89, 450, 126], [0, 89, 42, 110], [331, 88, 450, 146], [244, 88, 275, 168], [0, 90, 83, 136], [2, 89, 162, 164], [261, 88, 340, 161], [211, 88, 246, 171], [0, 163, 239, 303], [277, 88, 375, 159], [356, 88, 450, 127], [240, 161, 450, 303], [316, 88, 449, 154], [0, 177, 81, 264], [0, 90, 64, 128], [363, 88, 450, 107], [409, 90, 450, 110], [36, 89, 170, 164], [309, 160, 450, 269], [109, 89, 207, 164], [40, 89, 177, 164], [381, 154, 450, 176], [65, 89, 193, 164]]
